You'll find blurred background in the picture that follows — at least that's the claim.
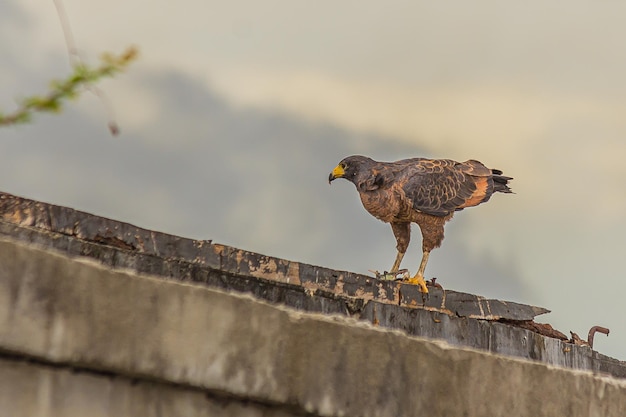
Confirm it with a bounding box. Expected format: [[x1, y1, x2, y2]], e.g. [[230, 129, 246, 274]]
[[1, 1, 625, 358]]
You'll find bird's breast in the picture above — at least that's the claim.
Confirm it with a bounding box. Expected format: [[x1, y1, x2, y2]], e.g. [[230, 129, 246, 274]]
[[359, 188, 405, 223]]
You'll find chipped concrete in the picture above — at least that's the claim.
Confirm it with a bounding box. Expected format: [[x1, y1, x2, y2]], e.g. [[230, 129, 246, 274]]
[[0, 191, 625, 379], [0, 191, 546, 321], [2, 237, 626, 416]]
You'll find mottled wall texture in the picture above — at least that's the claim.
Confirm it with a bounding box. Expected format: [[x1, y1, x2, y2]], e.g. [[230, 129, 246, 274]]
[[1, 192, 626, 416]]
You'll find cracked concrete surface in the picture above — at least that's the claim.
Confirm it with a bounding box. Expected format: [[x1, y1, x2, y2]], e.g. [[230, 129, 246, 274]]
[[1, 237, 626, 417]]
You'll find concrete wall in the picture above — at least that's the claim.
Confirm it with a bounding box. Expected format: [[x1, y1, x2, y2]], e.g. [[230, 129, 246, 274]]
[[0, 358, 298, 417], [1, 191, 624, 379], [2, 237, 626, 417]]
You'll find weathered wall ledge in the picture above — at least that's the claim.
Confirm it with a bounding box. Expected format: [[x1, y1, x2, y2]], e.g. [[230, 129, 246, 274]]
[[0, 192, 544, 320], [1, 237, 626, 417], [0, 191, 624, 380]]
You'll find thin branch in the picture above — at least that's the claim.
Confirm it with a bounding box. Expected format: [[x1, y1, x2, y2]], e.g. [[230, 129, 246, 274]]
[[53, 0, 127, 135], [0, 0, 138, 135], [52, 0, 79, 66], [0, 47, 138, 130]]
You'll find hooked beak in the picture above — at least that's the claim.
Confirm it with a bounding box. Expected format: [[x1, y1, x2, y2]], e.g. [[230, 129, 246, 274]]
[[328, 164, 345, 184]]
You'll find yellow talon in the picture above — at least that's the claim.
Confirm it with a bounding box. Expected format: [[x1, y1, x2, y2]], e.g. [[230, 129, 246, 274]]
[[406, 274, 429, 294]]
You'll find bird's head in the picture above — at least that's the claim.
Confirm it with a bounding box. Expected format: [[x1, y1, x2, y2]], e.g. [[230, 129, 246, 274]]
[[328, 155, 375, 185]]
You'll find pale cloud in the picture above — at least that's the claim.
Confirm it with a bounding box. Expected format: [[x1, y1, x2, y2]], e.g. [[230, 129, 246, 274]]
[[211, 68, 626, 213], [211, 68, 626, 155]]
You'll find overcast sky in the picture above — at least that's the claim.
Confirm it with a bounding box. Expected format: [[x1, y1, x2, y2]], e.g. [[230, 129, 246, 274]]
[[3, 1, 626, 359]]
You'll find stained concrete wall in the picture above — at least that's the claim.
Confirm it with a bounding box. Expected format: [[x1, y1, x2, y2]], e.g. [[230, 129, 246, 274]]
[[1, 191, 624, 379], [1, 237, 626, 417], [0, 358, 298, 417]]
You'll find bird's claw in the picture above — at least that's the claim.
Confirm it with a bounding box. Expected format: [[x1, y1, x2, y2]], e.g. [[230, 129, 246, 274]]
[[404, 275, 430, 300], [370, 269, 430, 301], [369, 269, 409, 281]]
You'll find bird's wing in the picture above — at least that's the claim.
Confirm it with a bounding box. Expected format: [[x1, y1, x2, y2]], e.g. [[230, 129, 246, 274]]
[[400, 159, 494, 216]]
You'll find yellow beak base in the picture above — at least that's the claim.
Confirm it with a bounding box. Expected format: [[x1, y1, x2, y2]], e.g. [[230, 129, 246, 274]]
[[329, 165, 345, 182]]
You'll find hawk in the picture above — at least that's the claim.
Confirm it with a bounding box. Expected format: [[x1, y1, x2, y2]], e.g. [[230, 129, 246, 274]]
[[328, 155, 512, 295]]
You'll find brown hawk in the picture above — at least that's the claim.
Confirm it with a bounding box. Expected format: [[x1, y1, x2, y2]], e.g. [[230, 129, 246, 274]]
[[328, 155, 512, 295]]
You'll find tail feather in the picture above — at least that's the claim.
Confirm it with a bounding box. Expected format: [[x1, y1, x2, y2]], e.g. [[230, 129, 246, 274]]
[[492, 169, 513, 194]]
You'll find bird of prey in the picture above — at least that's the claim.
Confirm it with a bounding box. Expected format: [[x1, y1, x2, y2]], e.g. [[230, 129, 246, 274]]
[[328, 155, 512, 295]]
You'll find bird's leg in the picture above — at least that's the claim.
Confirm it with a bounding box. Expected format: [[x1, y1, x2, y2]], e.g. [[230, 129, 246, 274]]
[[389, 250, 405, 273], [373, 222, 411, 281], [373, 251, 406, 280], [380, 222, 410, 279], [406, 250, 430, 294]]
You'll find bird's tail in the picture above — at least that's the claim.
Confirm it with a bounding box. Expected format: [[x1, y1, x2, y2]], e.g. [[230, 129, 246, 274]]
[[491, 169, 513, 193]]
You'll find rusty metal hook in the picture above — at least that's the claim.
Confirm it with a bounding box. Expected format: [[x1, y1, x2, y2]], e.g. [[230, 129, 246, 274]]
[[587, 326, 610, 349]]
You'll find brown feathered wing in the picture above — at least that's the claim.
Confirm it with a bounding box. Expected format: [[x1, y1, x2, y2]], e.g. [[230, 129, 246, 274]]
[[398, 159, 496, 217]]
